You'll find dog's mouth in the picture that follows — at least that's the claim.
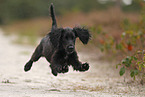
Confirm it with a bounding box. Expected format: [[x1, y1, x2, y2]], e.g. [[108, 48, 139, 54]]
[[67, 50, 74, 54]]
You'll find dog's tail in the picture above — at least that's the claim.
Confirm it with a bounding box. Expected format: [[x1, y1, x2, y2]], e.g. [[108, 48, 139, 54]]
[[50, 3, 57, 30]]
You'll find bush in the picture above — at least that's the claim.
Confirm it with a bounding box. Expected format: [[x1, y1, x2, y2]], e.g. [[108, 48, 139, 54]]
[[90, 1, 145, 83]]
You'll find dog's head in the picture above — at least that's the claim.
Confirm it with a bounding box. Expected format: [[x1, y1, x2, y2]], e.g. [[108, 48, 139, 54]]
[[49, 27, 91, 54]]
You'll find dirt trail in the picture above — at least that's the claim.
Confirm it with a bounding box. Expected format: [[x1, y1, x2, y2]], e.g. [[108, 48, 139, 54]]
[[0, 29, 144, 97]]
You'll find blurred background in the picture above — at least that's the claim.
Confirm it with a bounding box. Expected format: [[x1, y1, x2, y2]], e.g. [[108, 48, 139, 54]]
[[0, 0, 143, 38], [0, 0, 141, 24], [0, 0, 144, 81]]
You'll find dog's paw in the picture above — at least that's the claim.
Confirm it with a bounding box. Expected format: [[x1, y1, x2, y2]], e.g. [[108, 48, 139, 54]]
[[52, 69, 58, 76], [50, 64, 63, 76], [50, 64, 69, 76], [82, 63, 89, 70], [24, 61, 33, 72], [79, 63, 89, 72], [56, 65, 63, 73], [50, 65, 58, 76], [62, 65, 69, 73]]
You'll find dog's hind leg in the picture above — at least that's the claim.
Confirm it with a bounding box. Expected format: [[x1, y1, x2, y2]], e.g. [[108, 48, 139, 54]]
[[24, 44, 42, 72]]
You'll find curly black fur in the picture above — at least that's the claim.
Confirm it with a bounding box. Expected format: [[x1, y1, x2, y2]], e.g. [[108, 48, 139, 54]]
[[24, 4, 91, 76]]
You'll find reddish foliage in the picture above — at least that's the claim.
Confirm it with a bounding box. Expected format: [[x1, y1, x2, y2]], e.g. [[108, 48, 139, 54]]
[[127, 44, 133, 51]]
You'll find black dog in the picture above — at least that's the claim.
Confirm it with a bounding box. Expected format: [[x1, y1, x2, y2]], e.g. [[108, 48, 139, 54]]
[[24, 4, 91, 76]]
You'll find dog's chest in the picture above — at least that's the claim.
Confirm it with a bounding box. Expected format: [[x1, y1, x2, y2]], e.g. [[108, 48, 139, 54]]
[[61, 54, 72, 66], [60, 54, 69, 64]]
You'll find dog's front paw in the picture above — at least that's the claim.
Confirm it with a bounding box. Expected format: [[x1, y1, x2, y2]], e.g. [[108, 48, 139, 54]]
[[79, 63, 89, 72], [52, 69, 58, 76], [50, 65, 58, 76], [62, 65, 69, 73], [56, 65, 63, 73], [24, 60, 33, 72], [50, 64, 63, 76]]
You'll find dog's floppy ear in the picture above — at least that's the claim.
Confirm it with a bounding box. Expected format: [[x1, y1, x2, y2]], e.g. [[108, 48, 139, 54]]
[[49, 28, 64, 47], [73, 27, 91, 44]]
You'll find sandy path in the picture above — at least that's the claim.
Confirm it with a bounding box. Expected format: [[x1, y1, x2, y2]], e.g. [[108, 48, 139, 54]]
[[0, 29, 144, 97]]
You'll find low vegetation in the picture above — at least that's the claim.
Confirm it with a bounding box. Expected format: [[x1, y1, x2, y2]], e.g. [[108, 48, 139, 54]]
[[90, 2, 145, 84]]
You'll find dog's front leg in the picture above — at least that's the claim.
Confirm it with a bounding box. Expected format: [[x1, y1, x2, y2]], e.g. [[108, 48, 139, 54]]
[[49, 51, 69, 76], [50, 63, 62, 76], [50, 62, 69, 76], [72, 61, 89, 72], [68, 52, 89, 72]]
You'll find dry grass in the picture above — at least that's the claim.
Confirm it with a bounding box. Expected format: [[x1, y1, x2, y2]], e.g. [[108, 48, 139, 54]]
[[2, 17, 51, 36], [63, 84, 104, 92], [72, 85, 104, 92]]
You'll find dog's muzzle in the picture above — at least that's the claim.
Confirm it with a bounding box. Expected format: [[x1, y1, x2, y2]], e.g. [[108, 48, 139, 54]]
[[67, 45, 74, 53]]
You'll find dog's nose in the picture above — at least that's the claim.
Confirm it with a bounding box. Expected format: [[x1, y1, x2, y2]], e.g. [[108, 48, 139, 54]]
[[68, 45, 74, 50], [67, 45, 74, 53]]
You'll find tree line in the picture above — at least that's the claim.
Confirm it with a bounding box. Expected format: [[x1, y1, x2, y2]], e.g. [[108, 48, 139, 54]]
[[0, 0, 141, 24]]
